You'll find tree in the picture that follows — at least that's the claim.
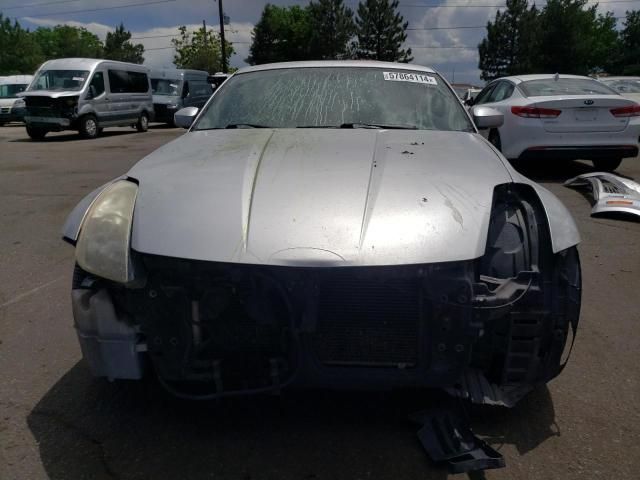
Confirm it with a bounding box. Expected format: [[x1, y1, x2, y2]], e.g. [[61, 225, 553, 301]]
[[247, 4, 312, 65], [33, 25, 103, 59], [172, 25, 234, 72], [537, 0, 618, 75], [618, 10, 640, 75], [104, 23, 144, 64], [353, 0, 412, 62], [308, 0, 355, 60], [478, 0, 540, 81], [0, 15, 43, 74]]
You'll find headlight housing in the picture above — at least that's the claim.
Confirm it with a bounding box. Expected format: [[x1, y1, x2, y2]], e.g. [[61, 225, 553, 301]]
[[14, 98, 25, 108], [75, 180, 138, 283]]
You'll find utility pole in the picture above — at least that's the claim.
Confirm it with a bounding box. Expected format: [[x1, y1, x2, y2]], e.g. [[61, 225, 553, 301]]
[[217, 0, 227, 73]]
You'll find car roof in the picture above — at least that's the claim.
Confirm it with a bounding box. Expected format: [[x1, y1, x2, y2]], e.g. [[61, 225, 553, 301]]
[[38, 58, 150, 71], [149, 68, 209, 78], [236, 60, 437, 75], [599, 76, 640, 81], [498, 74, 594, 84], [0, 75, 34, 84]]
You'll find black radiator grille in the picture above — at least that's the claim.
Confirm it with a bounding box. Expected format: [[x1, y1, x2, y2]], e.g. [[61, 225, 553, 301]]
[[313, 272, 421, 367]]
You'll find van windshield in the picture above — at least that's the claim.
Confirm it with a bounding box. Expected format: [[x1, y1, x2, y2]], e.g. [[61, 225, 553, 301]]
[[30, 70, 90, 92], [0, 84, 27, 98], [151, 78, 180, 96]]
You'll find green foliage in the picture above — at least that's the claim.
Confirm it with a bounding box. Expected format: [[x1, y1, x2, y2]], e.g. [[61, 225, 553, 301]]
[[479, 0, 625, 79], [33, 25, 103, 59], [618, 10, 640, 75], [478, 0, 540, 81], [353, 0, 412, 62], [172, 25, 234, 73], [0, 14, 43, 74], [104, 23, 144, 64], [246, 4, 312, 65], [537, 0, 617, 75], [308, 0, 356, 60]]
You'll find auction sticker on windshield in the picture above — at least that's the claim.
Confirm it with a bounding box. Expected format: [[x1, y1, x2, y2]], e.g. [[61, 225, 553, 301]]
[[383, 72, 438, 85]]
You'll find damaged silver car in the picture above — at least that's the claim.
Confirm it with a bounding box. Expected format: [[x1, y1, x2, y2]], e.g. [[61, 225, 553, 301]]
[[63, 61, 582, 405]]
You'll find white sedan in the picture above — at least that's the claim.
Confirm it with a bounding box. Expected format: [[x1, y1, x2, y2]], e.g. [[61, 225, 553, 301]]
[[469, 74, 640, 171]]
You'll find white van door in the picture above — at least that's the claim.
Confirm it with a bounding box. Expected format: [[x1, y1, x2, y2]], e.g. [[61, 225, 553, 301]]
[[86, 71, 110, 122]]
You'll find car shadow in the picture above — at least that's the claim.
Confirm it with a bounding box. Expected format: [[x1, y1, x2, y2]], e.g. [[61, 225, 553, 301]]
[[511, 159, 597, 183], [27, 362, 559, 480], [9, 130, 141, 143]]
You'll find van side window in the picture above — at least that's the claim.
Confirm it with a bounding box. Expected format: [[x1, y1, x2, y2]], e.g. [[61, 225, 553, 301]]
[[89, 72, 105, 97], [191, 81, 212, 97], [108, 70, 149, 93], [182, 81, 190, 98]]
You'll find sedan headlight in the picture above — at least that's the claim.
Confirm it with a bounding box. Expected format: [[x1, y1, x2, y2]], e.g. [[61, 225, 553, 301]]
[[75, 180, 138, 283]]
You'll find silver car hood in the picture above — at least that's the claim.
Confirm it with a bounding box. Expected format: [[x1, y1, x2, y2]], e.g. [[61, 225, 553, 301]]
[[128, 129, 513, 266]]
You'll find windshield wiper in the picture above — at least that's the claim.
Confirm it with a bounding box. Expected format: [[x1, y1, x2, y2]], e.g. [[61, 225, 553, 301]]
[[225, 123, 272, 129], [340, 122, 418, 130]]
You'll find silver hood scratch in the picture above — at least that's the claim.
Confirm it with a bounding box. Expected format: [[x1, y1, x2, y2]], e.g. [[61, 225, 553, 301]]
[[128, 129, 514, 266]]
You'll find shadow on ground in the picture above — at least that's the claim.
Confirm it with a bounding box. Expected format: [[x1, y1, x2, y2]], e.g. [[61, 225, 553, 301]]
[[27, 362, 558, 480], [10, 130, 144, 143]]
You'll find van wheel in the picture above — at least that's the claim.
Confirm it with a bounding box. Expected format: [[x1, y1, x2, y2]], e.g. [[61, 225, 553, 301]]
[[79, 115, 99, 139], [26, 125, 47, 140], [592, 158, 622, 172], [136, 112, 149, 132], [489, 130, 502, 152]]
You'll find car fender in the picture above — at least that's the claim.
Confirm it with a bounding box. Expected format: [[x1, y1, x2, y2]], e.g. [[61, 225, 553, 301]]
[[62, 176, 126, 243]]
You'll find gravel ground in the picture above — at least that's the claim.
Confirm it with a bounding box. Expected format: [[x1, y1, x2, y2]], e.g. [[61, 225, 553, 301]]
[[0, 123, 638, 480]]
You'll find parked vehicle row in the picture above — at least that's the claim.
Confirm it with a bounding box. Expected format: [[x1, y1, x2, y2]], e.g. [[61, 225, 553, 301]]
[[466, 74, 640, 171], [150, 68, 212, 126]]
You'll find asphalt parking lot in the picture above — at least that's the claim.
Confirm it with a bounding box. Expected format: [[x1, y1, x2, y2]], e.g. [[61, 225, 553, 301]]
[[0, 123, 638, 480]]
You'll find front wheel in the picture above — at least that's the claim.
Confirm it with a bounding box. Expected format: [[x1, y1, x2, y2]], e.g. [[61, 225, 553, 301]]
[[26, 125, 47, 140], [488, 129, 502, 152], [79, 115, 99, 139], [136, 112, 149, 132], [592, 158, 622, 172]]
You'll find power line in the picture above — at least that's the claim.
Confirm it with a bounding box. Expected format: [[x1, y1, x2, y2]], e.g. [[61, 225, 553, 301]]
[[15, 0, 176, 18], [2, 0, 87, 10]]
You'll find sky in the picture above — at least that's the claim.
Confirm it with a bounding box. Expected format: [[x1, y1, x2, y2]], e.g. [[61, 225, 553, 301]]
[[3, 0, 639, 85]]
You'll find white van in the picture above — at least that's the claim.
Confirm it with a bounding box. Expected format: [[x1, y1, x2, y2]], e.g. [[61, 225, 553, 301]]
[[150, 68, 211, 125], [22, 58, 154, 140], [0, 75, 34, 125]]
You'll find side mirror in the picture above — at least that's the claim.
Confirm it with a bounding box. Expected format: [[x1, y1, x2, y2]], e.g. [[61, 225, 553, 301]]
[[174, 106, 199, 129], [471, 106, 504, 129]]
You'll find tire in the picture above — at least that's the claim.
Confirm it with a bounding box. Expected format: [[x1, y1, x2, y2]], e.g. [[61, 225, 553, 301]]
[[0, 122, 5, 127], [592, 158, 622, 172], [26, 125, 47, 140], [136, 112, 149, 132], [488, 129, 502, 152], [79, 115, 99, 139]]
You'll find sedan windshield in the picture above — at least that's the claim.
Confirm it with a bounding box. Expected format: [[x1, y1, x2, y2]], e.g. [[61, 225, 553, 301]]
[[30, 70, 90, 92], [520, 78, 617, 97], [151, 78, 180, 96], [0, 84, 27, 98], [193, 67, 474, 132], [600, 78, 640, 94]]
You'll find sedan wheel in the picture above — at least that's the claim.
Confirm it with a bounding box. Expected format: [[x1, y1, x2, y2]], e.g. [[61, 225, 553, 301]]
[[26, 125, 47, 140], [592, 158, 622, 172], [489, 130, 502, 152]]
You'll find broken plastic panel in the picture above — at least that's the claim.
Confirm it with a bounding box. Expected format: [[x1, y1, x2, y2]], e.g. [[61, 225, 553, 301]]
[[564, 172, 640, 218]]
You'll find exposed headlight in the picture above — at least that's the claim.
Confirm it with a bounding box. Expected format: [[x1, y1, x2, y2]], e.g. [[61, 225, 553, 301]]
[[64, 96, 79, 107], [14, 98, 25, 108], [75, 180, 138, 283]]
